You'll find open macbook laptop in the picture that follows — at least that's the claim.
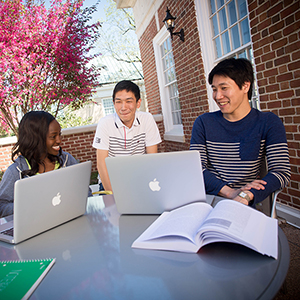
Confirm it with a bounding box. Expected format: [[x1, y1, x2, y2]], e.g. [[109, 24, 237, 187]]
[[0, 161, 92, 244], [105, 150, 206, 214]]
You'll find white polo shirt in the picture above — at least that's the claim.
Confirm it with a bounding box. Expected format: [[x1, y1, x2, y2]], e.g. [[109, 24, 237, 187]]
[[92, 111, 161, 157]]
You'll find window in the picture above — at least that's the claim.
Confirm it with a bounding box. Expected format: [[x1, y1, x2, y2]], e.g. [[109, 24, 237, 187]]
[[160, 38, 182, 126], [195, 0, 259, 110], [153, 27, 184, 143], [102, 98, 115, 116], [210, 0, 250, 58]]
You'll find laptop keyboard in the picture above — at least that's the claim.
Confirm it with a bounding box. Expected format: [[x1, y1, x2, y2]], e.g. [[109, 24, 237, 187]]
[[1, 227, 14, 236]]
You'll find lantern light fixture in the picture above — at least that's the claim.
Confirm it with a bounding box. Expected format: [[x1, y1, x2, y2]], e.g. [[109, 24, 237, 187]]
[[162, 7, 184, 42]]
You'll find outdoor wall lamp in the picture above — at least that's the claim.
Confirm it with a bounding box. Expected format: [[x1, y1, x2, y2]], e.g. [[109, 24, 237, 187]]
[[163, 7, 184, 42]]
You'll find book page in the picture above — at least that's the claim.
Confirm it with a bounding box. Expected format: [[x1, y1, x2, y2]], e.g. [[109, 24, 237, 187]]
[[201, 200, 252, 236], [197, 200, 278, 258], [135, 202, 212, 244]]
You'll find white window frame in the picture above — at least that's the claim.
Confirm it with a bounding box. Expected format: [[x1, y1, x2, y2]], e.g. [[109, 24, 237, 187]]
[[153, 27, 185, 143], [195, 0, 259, 111], [102, 98, 115, 116]]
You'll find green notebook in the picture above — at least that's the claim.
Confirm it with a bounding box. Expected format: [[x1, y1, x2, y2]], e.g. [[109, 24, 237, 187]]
[[0, 258, 55, 300]]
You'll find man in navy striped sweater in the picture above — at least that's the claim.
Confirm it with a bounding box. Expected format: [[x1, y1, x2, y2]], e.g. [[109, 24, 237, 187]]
[[190, 58, 290, 207]]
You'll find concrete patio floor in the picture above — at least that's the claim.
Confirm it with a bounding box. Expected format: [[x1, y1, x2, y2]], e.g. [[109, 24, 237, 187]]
[[274, 221, 300, 299]]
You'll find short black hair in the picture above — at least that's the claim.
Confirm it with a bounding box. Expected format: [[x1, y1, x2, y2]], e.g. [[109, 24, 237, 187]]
[[208, 58, 254, 100], [112, 80, 140, 102]]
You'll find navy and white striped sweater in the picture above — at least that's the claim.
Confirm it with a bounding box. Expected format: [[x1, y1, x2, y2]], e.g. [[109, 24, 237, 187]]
[[190, 108, 291, 205]]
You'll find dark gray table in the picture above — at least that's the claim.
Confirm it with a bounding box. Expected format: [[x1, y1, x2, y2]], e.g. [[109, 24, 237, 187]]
[[0, 195, 290, 300]]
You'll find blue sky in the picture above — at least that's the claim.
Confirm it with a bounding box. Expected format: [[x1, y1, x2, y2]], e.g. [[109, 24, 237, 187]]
[[83, 0, 108, 20], [44, 0, 109, 20]]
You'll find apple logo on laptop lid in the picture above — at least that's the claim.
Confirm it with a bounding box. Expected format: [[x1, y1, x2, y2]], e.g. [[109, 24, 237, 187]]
[[52, 192, 62, 206], [149, 178, 161, 192]]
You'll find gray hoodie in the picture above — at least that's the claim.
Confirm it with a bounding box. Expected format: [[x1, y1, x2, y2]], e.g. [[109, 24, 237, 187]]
[[0, 151, 86, 217]]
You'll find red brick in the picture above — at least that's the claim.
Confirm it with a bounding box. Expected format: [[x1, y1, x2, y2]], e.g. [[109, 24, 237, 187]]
[[271, 37, 288, 50], [290, 79, 300, 89], [269, 20, 285, 34], [277, 72, 293, 82], [281, 2, 300, 19], [266, 84, 280, 93], [274, 55, 291, 66], [283, 21, 300, 36], [267, 2, 284, 17], [278, 90, 295, 99]]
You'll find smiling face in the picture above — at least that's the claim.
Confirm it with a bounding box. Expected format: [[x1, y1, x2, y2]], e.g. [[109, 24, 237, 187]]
[[211, 75, 251, 122], [114, 89, 141, 128], [46, 120, 62, 156]]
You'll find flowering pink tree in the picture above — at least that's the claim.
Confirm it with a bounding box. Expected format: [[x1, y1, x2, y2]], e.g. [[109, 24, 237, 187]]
[[0, 0, 101, 136]]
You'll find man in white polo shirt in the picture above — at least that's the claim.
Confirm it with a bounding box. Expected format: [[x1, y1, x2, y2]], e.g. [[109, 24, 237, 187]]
[[93, 80, 162, 192]]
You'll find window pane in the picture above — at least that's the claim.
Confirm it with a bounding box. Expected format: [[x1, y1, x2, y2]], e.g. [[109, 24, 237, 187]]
[[231, 24, 240, 49], [161, 41, 167, 56], [165, 70, 170, 83], [237, 0, 247, 18], [172, 112, 177, 125], [212, 14, 219, 36], [160, 37, 182, 125], [210, 0, 216, 14], [169, 83, 177, 97], [221, 31, 230, 54], [166, 37, 171, 52], [171, 97, 180, 110], [170, 67, 176, 82], [238, 50, 247, 58], [228, 0, 237, 25], [217, 0, 224, 9], [215, 36, 222, 57], [219, 8, 228, 31], [241, 18, 250, 44], [102, 98, 114, 115], [172, 111, 182, 125], [163, 55, 168, 69], [168, 53, 174, 67], [176, 98, 181, 110], [164, 54, 169, 69]]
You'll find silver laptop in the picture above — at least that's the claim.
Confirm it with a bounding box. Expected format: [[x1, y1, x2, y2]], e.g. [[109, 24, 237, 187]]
[[0, 161, 92, 244], [105, 150, 206, 214]]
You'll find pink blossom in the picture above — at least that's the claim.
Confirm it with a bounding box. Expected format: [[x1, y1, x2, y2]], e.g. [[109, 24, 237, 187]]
[[0, 0, 101, 135]]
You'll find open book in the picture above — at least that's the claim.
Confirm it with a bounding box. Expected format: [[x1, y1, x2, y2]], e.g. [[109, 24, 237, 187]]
[[132, 200, 278, 259]]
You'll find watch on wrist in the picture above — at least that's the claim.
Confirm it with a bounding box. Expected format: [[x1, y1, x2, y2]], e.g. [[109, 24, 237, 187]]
[[238, 191, 251, 203]]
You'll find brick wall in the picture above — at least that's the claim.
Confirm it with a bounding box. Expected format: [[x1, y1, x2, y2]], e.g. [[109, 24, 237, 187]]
[[0, 143, 14, 172], [139, 0, 209, 153], [249, 0, 300, 209], [60, 130, 98, 173]]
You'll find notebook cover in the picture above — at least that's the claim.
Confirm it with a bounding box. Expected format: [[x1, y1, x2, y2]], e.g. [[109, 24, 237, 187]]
[[0, 258, 55, 299]]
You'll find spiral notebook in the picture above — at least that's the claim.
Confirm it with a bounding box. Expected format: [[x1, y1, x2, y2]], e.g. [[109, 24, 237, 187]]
[[0, 161, 92, 244], [0, 258, 55, 299]]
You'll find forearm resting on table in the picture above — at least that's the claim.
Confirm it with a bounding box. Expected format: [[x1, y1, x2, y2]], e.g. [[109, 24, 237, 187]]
[[218, 185, 253, 205]]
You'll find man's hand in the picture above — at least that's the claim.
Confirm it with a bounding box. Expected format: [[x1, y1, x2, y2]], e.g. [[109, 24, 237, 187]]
[[218, 185, 253, 205], [240, 179, 267, 191]]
